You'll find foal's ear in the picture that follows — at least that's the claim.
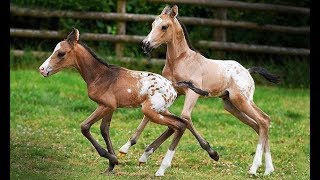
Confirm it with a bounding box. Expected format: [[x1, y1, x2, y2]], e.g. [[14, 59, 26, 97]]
[[161, 5, 171, 15], [170, 5, 178, 18], [67, 27, 80, 47]]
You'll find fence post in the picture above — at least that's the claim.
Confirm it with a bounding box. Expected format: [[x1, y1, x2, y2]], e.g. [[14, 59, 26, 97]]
[[116, 0, 126, 59], [214, 8, 227, 58]]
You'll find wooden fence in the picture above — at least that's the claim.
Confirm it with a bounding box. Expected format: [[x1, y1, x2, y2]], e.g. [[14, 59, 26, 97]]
[[10, 0, 310, 59]]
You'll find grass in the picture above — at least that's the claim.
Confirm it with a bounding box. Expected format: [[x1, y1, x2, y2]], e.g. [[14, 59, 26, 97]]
[[10, 69, 310, 179]]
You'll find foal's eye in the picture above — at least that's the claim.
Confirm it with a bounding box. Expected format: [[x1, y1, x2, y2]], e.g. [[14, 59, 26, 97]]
[[57, 52, 66, 58], [161, 25, 168, 31]]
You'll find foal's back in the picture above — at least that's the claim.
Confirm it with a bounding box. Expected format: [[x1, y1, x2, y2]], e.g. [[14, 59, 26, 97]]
[[102, 68, 177, 112], [175, 51, 255, 99]]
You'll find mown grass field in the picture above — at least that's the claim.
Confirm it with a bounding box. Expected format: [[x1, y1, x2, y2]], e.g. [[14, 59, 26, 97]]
[[10, 69, 310, 179]]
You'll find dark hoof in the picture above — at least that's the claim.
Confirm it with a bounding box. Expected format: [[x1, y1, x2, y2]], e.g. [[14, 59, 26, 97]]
[[110, 154, 119, 165], [208, 150, 219, 161], [101, 163, 116, 175], [101, 170, 114, 175]]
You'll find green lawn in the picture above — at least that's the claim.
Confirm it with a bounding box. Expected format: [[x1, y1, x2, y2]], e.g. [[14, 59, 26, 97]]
[[10, 69, 310, 179]]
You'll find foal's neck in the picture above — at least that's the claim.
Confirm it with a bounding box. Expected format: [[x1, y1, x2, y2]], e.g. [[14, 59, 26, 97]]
[[166, 20, 191, 63], [73, 45, 111, 85]]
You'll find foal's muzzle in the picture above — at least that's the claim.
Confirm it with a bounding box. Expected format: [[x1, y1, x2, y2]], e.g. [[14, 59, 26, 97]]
[[142, 41, 153, 54]]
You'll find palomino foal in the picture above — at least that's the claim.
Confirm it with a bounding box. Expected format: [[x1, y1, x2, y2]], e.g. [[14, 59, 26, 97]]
[[38, 28, 205, 176], [140, 5, 280, 176]]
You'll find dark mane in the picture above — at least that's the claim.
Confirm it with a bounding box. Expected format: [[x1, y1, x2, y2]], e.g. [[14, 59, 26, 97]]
[[176, 17, 196, 51], [78, 41, 119, 69]]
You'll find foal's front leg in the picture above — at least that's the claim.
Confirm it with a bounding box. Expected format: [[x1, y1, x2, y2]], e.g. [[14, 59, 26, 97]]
[[80, 106, 118, 166], [181, 90, 219, 161], [100, 110, 118, 173]]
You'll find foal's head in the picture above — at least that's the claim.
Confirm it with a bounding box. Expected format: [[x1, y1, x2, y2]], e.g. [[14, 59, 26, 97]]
[[39, 28, 80, 77], [142, 5, 181, 54]]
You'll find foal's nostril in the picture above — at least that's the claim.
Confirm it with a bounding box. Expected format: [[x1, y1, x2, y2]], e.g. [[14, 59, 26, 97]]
[[142, 41, 150, 51], [39, 67, 44, 72]]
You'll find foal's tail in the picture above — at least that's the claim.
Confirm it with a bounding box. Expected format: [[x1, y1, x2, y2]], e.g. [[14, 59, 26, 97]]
[[248, 67, 281, 84], [176, 81, 209, 96]]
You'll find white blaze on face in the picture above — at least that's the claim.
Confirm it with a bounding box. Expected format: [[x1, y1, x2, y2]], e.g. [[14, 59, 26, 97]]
[[146, 17, 162, 42], [154, 17, 163, 27], [39, 43, 61, 75]]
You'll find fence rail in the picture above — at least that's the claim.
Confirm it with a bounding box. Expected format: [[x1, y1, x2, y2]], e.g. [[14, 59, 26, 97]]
[[10, 5, 309, 34], [10, 1, 310, 57], [198, 41, 310, 56], [148, 0, 310, 14], [10, 28, 310, 56]]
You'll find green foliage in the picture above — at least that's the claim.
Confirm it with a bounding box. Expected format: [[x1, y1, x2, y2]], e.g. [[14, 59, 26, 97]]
[[10, 70, 310, 179]]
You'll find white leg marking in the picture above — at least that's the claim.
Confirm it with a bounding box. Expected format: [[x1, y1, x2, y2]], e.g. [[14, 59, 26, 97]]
[[249, 144, 263, 175], [139, 148, 154, 163], [264, 152, 274, 175], [155, 150, 175, 176], [119, 141, 131, 154]]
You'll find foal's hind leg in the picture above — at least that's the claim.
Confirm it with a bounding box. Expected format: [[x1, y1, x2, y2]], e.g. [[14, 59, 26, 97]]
[[181, 90, 219, 161], [228, 92, 273, 175], [251, 103, 274, 175], [119, 116, 150, 156], [139, 127, 174, 165], [141, 103, 187, 176], [222, 98, 259, 134]]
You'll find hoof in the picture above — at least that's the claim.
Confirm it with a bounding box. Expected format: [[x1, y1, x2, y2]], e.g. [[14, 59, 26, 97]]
[[101, 166, 115, 175], [248, 169, 258, 176], [110, 155, 119, 165], [155, 170, 164, 176], [118, 152, 126, 157], [208, 150, 219, 161], [138, 162, 145, 166], [264, 167, 274, 176], [101, 170, 114, 175], [155, 172, 164, 177]]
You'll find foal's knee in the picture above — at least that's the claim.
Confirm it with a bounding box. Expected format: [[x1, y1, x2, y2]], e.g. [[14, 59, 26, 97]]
[[81, 123, 90, 135]]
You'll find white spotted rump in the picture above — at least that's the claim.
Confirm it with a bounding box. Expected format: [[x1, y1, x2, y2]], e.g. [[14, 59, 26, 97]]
[[134, 71, 177, 112], [219, 60, 255, 101]]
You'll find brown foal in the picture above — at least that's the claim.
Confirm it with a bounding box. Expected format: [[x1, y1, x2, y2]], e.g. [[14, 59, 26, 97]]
[[38, 28, 207, 176], [122, 5, 280, 176]]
